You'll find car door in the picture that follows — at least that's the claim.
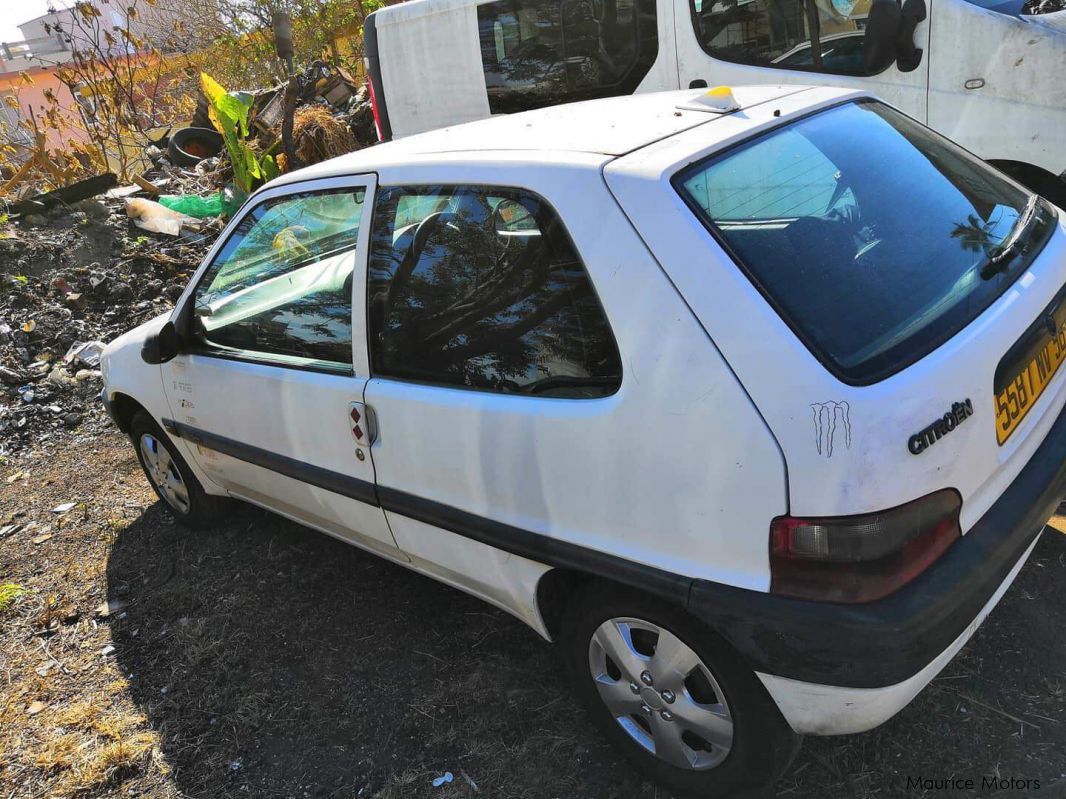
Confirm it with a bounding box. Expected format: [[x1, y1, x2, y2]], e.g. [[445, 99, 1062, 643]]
[[160, 175, 404, 561], [361, 181, 626, 601], [674, 0, 930, 120]]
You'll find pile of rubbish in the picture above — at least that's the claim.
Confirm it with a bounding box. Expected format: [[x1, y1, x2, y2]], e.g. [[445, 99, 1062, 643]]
[[0, 62, 375, 455], [0, 187, 216, 455]]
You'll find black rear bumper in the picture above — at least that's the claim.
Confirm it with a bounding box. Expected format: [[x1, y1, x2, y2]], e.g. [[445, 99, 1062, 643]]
[[690, 403, 1066, 689]]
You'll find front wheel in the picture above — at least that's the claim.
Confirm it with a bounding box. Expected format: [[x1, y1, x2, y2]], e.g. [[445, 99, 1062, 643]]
[[560, 582, 800, 797], [129, 411, 230, 528]]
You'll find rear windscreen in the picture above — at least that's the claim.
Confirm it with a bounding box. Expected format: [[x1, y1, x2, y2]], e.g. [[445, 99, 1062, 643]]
[[675, 100, 1056, 384]]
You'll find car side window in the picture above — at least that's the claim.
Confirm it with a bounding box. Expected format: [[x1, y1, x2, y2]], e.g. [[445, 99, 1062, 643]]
[[690, 0, 874, 77], [367, 185, 622, 398], [192, 188, 365, 370], [477, 0, 659, 115]]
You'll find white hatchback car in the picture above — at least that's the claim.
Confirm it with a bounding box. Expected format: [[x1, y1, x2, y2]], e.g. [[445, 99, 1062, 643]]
[[101, 85, 1066, 796]]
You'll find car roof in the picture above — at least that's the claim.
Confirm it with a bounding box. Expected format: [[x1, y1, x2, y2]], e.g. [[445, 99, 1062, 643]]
[[271, 85, 847, 186]]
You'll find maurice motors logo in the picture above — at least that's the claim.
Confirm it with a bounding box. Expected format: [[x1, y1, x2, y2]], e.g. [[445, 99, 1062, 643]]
[[906, 774, 1040, 792]]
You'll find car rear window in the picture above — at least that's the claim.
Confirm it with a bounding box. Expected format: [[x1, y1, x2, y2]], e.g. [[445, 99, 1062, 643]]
[[675, 100, 1056, 384]]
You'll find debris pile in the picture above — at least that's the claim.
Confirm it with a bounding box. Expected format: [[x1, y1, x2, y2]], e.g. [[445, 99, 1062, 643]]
[[0, 189, 216, 455], [1, 62, 375, 455]]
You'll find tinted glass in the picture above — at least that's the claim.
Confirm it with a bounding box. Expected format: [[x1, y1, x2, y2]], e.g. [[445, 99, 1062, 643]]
[[193, 189, 365, 369], [368, 185, 622, 397], [962, 0, 1025, 15], [676, 101, 1055, 384], [690, 0, 874, 76], [478, 0, 658, 114]]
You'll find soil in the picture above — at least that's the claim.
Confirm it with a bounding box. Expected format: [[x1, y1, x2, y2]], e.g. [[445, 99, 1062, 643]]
[[0, 203, 216, 457], [0, 431, 1063, 799]]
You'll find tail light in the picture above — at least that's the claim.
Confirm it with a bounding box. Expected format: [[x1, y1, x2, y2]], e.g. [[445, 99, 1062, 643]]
[[770, 489, 962, 603], [367, 75, 384, 142]]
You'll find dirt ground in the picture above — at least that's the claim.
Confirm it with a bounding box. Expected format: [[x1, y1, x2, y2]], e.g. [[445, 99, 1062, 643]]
[[1, 428, 1064, 799]]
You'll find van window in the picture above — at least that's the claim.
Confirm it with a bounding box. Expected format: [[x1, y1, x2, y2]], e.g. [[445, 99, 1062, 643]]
[[675, 100, 1055, 384], [368, 185, 622, 397], [477, 0, 658, 114], [690, 0, 875, 77], [192, 189, 365, 370]]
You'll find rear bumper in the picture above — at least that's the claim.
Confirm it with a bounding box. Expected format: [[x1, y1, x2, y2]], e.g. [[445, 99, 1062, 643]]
[[689, 403, 1066, 690], [755, 532, 1041, 735]]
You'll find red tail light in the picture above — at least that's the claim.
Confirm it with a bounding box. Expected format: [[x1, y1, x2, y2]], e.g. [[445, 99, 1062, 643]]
[[770, 489, 962, 603], [367, 75, 384, 142]]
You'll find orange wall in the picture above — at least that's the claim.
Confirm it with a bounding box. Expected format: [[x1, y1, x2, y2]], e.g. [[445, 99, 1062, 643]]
[[0, 65, 89, 151]]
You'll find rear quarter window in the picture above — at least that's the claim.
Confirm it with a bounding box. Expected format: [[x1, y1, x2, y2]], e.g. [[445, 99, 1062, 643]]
[[674, 100, 1056, 384]]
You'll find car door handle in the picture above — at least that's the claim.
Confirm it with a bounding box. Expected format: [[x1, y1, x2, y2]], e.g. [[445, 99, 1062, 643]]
[[349, 402, 378, 447]]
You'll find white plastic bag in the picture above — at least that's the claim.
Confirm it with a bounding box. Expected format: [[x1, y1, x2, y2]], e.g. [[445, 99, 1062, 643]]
[[125, 197, 198, 236]]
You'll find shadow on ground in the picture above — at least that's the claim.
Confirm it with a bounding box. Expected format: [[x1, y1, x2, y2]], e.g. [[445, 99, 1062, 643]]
[[106, 500, 1066, 799]]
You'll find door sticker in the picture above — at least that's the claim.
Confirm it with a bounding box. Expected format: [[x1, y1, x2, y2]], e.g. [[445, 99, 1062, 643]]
[[811, 401, 852, 458]]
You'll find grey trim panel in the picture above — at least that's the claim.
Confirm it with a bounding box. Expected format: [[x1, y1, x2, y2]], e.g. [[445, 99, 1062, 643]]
[[163, 419, 378, 506], [376, 485, 692, 605]]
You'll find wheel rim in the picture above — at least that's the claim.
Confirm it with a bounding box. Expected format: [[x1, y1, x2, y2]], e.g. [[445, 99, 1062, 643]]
[[139, 433, 190, 515], [588, 617, 734, 770]]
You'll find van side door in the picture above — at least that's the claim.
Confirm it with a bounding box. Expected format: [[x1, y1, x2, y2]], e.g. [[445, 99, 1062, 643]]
[[674, 0, 929, 120], [160, 175, 404, 560]]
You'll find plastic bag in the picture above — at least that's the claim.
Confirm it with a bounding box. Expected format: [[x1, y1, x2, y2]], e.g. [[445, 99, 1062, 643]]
[[158, 186, 247, 219], [125, 198, 197, 236], [159, 193, 225, 218]]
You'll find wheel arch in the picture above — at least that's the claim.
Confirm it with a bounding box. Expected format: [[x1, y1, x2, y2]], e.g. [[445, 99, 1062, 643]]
[[106, 391, 150, 434], [535, 568, 596, 642]]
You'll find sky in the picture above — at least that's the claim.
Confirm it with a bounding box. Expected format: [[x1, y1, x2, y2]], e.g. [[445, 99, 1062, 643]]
[[0, 0, 63, 45]]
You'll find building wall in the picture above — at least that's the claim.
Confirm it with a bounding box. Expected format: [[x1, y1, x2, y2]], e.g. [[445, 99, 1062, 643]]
[[0, 66, 88, 152]]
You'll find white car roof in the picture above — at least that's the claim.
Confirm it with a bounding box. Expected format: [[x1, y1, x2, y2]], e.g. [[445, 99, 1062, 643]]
[[271, 85, 857, 186]]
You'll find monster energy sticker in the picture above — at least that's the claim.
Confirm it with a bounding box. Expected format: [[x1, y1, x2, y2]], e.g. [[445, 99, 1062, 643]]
[[811, 401, 852, 458]]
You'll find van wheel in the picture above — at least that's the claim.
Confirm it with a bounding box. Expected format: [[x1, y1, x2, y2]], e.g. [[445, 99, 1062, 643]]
[[129, 411, 230, 528], [560, 583, 800, 797]]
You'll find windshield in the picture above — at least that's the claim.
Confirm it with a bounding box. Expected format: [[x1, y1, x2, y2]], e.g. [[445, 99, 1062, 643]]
[[674, 100, 1056, 384]]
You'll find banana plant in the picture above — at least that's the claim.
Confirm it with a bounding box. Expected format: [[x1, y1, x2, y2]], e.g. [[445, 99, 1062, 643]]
[[200, 73, 280, 194]]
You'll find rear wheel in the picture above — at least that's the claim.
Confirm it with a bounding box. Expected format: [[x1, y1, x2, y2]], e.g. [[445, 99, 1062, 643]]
[[560, 583, 800, 797], [129, 411, 230, 528]]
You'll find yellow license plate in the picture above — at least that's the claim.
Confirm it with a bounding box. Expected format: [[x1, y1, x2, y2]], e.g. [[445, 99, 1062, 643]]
[[995, 317, 1066, 444]]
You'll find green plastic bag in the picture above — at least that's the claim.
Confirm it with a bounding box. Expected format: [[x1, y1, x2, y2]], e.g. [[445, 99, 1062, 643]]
[[159, 187, 247, 219], [159, 193, 224, 218]]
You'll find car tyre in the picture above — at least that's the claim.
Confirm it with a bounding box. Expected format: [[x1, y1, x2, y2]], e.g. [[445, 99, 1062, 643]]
[[129, 411, 230, 528], [560, 581, 801, 797]]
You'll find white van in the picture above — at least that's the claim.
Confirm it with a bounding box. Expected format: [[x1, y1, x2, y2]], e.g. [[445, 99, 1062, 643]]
[[363, 0, 1066, 202], [102, 86, 1066, 796]]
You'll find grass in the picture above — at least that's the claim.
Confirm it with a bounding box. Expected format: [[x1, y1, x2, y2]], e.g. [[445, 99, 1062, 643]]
[[0, 583, 26, 612]]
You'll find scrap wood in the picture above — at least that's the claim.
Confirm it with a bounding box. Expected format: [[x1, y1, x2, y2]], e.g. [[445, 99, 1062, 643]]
[[7, 173, 118, 216], [0, 132, 78, 198], [133, 175, 162, 196]]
